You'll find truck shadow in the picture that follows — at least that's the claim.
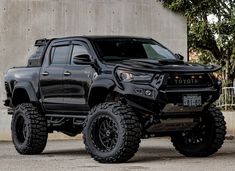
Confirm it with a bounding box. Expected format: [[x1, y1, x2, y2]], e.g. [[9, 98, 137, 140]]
[[130, 146, 185, 163], [131, 146, 235, 163], [42, 145, 235, 163], [42, 149, 88, 157]]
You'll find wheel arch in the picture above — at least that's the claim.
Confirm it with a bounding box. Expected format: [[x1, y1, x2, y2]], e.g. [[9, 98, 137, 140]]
[[12, 82, 38, 107], [88, 79, 116, 108]]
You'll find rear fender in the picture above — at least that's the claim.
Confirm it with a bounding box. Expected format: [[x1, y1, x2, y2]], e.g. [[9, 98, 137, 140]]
[[12, 82, 38, 105]]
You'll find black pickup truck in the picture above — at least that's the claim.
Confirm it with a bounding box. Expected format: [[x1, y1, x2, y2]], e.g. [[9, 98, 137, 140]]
[[4, 36, 226, 163]]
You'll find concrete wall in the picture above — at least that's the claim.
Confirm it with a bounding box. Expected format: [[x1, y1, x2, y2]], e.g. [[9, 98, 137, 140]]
[[0, 0, 187, 140], [223, 111, 235, 136]]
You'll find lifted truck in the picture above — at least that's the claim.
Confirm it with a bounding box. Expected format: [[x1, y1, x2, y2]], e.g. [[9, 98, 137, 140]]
[[4, 36, 226, 163]]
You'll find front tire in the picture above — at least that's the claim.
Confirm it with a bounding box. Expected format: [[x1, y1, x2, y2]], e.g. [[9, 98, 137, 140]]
[[83, 102, 141, 163], [171, 107, 226, 157], [11, 103, 48, 154]]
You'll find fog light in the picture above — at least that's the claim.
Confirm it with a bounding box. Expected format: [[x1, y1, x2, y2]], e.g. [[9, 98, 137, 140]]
[[217, 80, 222, 86], [135, 89, 144, 95], [145, 90, 152, 96]]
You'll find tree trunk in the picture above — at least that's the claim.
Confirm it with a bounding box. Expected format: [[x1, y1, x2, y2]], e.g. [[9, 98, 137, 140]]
[[225, 69, 235, 87]]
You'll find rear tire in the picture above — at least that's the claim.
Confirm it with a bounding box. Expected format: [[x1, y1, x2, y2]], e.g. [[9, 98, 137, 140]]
[[171, 107, 226, 157], [83, 102, 141, 163], [11, 103, 48, 154]]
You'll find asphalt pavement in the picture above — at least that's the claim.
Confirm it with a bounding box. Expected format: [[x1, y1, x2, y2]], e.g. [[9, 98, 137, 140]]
[[0, 138, 235, 171]]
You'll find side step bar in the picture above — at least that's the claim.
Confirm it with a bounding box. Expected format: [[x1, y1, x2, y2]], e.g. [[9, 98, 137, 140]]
[[45, 113, 88, 126]]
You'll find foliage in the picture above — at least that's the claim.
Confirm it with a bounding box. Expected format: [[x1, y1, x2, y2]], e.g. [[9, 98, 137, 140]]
[[159, 0, 235, 86]]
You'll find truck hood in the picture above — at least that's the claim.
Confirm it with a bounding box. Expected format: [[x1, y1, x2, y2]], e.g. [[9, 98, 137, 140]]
[[115, 59, 221, 73]]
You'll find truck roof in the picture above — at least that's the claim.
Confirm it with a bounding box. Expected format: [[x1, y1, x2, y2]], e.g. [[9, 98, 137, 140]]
[[35, 35, 152, 46]]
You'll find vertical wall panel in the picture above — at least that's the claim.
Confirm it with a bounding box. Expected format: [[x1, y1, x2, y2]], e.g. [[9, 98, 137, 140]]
[[0, 0, 187, 140]]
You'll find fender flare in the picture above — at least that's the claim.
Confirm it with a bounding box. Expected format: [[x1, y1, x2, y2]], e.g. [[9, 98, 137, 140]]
[[88, 79, 116, 107], [12, 82, 38, 104]]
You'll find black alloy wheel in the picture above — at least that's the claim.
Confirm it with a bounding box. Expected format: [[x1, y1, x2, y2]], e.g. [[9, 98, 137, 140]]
[[91, 115, 118, 152], [171, 107, 226, 157], [83, 102, 142, 163]]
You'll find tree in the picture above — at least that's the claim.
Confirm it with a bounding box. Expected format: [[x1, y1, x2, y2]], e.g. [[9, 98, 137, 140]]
[[159, 0, 235, 86]]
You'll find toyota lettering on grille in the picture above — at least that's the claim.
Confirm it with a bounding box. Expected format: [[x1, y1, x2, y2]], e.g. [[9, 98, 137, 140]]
[[174, 78, 199, 85], [167, 74, 212, 87]]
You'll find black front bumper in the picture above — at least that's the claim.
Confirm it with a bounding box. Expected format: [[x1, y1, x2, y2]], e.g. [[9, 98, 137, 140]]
[[118, 82, 220, 117]]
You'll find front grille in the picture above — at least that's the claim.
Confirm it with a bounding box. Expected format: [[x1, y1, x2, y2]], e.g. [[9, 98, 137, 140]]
[[167, 73, 213, 88]]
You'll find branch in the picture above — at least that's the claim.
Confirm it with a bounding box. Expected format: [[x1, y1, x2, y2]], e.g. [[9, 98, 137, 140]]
[[195, 39, 222, 61]]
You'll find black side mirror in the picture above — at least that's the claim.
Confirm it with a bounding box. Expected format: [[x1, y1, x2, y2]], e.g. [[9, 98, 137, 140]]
[[73, 54, 91, 64], [175, 53, 184, 61]]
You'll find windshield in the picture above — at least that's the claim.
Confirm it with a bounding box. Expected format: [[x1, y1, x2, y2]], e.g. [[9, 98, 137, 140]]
[[92, 38, 176, 62]]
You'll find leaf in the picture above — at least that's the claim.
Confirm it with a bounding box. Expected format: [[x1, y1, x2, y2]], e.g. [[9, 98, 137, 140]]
[[158, 0, 235, 85]]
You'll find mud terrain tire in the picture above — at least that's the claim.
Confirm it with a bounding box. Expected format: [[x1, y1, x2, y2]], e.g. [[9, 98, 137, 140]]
[[83, 102, 141, 163], [11, 103, 48, 154], [171, 107, 226, 157]]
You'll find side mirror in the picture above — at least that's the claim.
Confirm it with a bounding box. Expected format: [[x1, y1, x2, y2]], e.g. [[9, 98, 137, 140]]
[[73, 54, 91, 64], [175, 53, 184, 61]]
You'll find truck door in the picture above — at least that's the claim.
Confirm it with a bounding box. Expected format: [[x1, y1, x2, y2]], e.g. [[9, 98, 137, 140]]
[[63, 41, 94, 113], [40, 41, 71, 113]]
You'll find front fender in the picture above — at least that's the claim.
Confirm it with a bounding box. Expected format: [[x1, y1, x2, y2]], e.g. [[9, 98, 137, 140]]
[[90, 78, 115, 90], [88, 79, 115, 107]]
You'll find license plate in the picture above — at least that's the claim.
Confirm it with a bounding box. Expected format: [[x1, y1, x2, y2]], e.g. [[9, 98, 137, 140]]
[[183, 94, 202, 107]]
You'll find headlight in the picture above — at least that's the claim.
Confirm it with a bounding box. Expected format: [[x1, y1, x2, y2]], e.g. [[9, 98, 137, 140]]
[[116, 70, 154, 82]]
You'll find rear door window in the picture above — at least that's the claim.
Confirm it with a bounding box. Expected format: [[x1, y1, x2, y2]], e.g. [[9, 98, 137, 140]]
[[51, 46, 70, 65]]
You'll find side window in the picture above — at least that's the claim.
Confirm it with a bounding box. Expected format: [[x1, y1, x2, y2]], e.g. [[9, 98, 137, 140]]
[[71, 45, 89, 65], [51, 46, 70, 65]]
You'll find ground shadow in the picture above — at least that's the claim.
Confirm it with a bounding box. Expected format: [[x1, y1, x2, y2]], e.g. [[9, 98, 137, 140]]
[[42, 148, 88, 157], [41, 144, 235, 163], [131, 146, 235, 163], [130, 146, 185, 163]]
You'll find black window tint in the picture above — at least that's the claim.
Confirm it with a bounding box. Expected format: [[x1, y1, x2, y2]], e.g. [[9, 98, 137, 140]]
[[30, 46, 45, 59], [51, 46, 70, 64], [71, 45, 89, 64], [93, 38, 176, 62]]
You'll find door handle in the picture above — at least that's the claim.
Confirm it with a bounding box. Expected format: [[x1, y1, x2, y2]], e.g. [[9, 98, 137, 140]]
[[64, 71, 71, 76], [42, 71, 49, 76]]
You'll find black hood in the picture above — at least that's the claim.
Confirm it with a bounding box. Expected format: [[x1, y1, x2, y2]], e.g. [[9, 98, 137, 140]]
[[115, 59, 221, 73]]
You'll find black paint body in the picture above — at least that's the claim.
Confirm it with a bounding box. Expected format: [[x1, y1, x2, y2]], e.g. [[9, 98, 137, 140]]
[[4, 36, 222, 135]]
